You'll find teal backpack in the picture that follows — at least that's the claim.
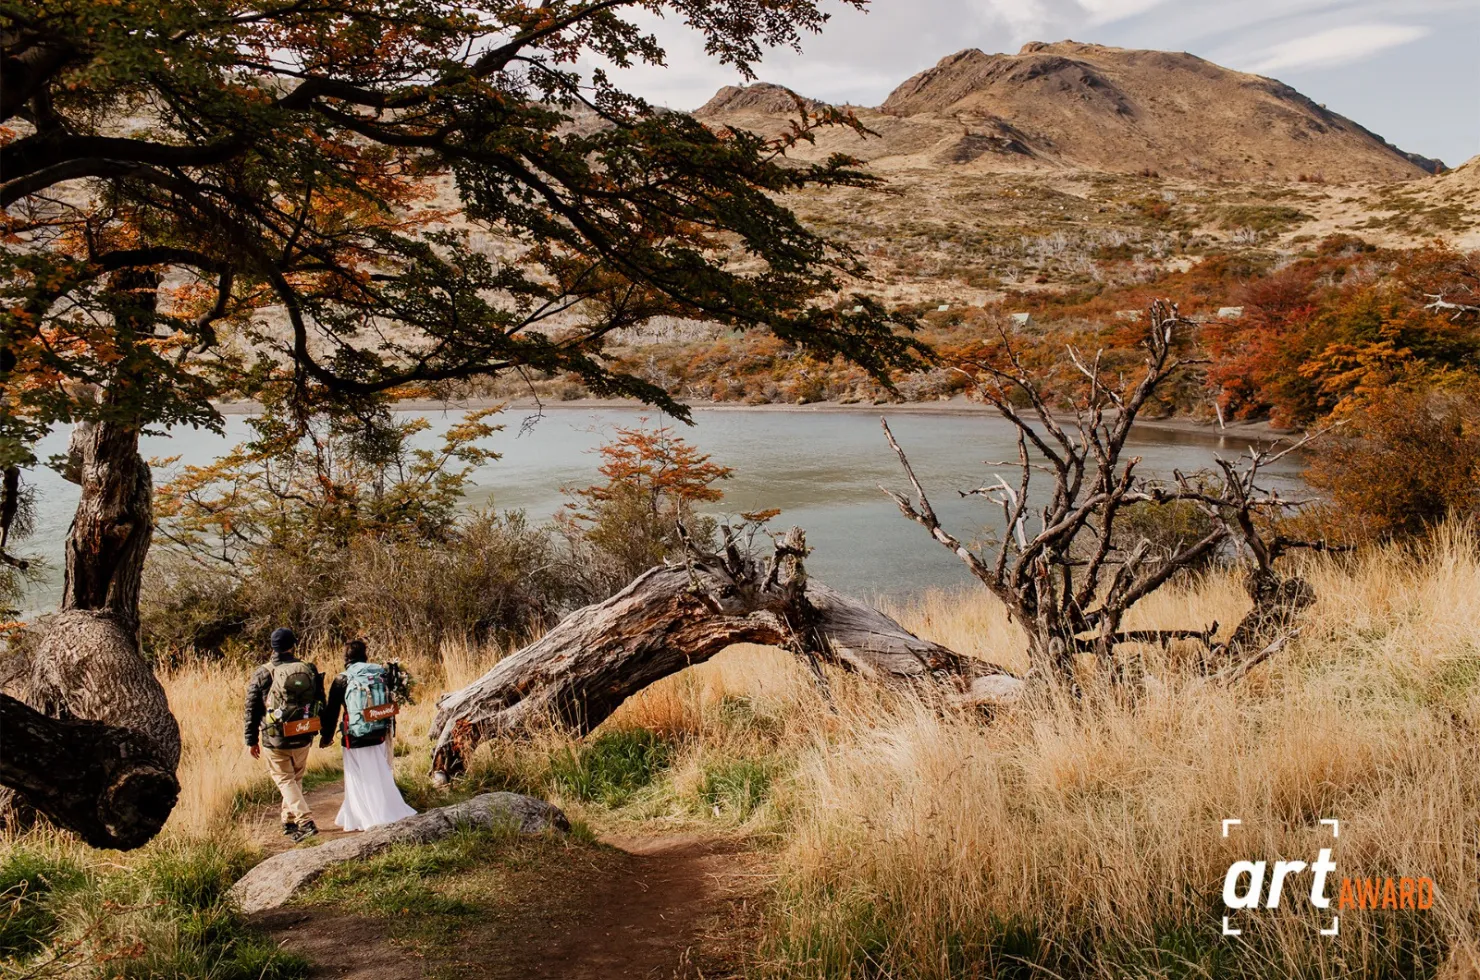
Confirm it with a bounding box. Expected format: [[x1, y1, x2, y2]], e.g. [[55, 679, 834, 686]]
[[343, 662, 393, 740]]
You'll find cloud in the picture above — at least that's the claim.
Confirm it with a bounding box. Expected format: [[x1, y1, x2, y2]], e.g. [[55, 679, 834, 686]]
[[1246, 23, 1430, 73], [1076, 0, 1171, 26]]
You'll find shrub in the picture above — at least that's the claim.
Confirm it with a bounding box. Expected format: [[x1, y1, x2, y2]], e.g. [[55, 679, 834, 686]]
[[145, 414, 745, 654], [139, 560, 248, 659], [1305, 386, 1480, 539], [242, 510, 580, 647], [1219, 205, 1310, 234], [143, 510, 579, 655], [145, 402, 572, 655]]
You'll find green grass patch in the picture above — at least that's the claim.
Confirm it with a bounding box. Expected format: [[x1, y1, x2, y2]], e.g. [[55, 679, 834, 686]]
[[0, 849, 86, 959], [297, 822, 596, 958], [697, 758, 777, 819], [302, 824, 515, 918], [0, 837, 307, 980], [546, 728, 674, 807]]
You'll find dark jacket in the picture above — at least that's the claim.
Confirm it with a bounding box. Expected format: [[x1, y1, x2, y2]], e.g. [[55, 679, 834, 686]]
[[243, 651, 326, 750], [320, 667, 390, 750]]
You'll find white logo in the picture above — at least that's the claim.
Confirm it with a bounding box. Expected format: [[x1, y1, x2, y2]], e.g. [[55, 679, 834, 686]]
[[1220, 818, 1339, 936]]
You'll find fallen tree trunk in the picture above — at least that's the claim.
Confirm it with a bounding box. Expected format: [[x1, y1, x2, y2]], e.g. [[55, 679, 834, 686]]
[[430, 528, 1021, 779]]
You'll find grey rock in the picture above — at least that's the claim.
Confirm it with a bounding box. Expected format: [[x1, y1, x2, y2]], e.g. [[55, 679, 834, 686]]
[[230, 792, 569, 914]]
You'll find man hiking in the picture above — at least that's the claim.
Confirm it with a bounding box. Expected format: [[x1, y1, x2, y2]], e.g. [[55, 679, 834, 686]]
[[244, 627, 326, 841], [320, 640, 416, 831]]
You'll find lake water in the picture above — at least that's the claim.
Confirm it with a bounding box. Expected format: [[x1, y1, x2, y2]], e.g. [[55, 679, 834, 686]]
[[24, 406, 1304, 615]]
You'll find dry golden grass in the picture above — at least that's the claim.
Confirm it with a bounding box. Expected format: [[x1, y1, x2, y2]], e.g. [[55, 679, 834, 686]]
[[767, 528, 1480, 978], [128, 528, 1480, 977], [158, 659, 336, 836]]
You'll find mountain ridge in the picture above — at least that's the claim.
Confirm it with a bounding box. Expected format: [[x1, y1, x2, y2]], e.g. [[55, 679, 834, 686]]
[[695, 40, 1441, 182]]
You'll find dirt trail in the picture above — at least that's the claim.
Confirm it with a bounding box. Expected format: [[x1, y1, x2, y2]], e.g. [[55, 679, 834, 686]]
[[253, 781, 763, 980], [248, 779, 353, 855], [473, 831, 761, 980]]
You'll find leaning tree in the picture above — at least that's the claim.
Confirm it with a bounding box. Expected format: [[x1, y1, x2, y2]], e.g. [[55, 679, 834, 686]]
[[0, 0, 929, 847]]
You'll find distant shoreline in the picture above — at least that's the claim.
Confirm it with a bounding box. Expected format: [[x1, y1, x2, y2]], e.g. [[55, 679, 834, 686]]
[[212, 394, 1287, 442]]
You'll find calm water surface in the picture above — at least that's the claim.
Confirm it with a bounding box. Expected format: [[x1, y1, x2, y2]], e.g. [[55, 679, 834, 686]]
[[26, 407, 1304, 615]]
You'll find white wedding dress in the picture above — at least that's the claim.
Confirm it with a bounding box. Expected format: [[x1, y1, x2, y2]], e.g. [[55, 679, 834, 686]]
[[336, 738, 416, 831]]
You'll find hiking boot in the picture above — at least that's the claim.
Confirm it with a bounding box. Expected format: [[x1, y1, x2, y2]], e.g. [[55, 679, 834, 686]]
[[295, 820, 319, 841], [281, 822, 299, 839]]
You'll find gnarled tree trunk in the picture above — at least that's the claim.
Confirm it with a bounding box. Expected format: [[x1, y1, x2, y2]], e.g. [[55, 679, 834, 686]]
[[0, 269, 180, 849], [58, 414, 154, 631], [0, 691, 177, 850], [430, 529, 1021, 779]]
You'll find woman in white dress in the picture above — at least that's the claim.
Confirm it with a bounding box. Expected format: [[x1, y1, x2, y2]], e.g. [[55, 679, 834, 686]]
[[320, 640, 417, 831]]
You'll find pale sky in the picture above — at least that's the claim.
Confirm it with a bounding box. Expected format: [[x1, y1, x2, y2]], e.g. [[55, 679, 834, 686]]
[[586, 0, 1479, 167]]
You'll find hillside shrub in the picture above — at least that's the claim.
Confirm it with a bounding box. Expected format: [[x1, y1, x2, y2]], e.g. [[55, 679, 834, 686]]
[[1305, 386, 1480, 539]]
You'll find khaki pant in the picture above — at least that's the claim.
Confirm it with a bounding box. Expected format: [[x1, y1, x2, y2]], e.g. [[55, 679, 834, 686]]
[[264, 746, 313, 824]]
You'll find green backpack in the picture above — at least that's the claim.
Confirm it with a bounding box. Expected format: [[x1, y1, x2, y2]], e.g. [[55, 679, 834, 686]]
[[264, 661, 321, 743]]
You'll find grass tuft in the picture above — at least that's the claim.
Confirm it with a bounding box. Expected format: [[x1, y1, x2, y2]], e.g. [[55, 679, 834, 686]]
[[697, 759, 775, 819], [0, 849, 86, 959], [546, 728, 674, 807], [0, 835, 307, 980]]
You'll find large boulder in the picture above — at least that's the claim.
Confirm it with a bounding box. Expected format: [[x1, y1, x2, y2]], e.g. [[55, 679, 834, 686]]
[[230, 792, 569, 914]]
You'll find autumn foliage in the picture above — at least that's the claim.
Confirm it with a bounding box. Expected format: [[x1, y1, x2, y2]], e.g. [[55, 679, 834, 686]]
[[560, 423, 735, 585], [1304, 385, 1480, 539], [1203, 241, 1480, 426]]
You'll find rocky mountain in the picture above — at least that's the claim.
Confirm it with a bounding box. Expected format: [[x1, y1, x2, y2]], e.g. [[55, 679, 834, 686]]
[[696, 41, 1439, 183], [696, 82, 820, 116]]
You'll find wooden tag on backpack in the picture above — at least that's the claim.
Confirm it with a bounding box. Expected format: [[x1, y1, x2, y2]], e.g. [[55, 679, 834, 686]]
[[282, 717, 321, 737], [363, 703, 398, 722]]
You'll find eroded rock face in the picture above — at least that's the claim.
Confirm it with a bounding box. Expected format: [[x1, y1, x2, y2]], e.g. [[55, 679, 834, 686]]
[[230, 792, 570, 914]]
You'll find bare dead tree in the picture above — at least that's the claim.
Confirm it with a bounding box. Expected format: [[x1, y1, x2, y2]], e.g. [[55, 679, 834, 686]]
[[1424, 294, 1480, 320], [883, 300, 1338, 688]]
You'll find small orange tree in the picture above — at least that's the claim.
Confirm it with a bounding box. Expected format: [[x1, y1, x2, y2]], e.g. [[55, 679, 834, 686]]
[[561, 422, 733, 587], [1305, 383, 1480, 539]]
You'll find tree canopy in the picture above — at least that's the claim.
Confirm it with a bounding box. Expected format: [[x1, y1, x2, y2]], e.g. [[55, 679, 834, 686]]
[[1, 0, 925, 466]]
